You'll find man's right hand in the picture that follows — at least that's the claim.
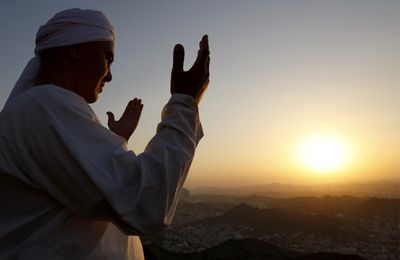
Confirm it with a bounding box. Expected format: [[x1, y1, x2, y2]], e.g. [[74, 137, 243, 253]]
[[170, 35, 210, 104], [107, 98, 143, 142]]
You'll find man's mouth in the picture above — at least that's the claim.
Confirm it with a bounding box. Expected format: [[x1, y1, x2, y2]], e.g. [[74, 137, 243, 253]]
[[98, 83, 105, 92]]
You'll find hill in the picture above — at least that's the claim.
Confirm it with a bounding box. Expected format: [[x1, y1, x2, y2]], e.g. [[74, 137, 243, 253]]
[[144, 196, 399, 259], [346, 197, 400, 218], [194, 203, 350, 237], [144, 238, 366, 260]]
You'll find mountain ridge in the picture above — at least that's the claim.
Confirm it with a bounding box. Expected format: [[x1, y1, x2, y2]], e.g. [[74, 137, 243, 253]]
[[190, 180, 400, 198], [143, 238, 367, 260]]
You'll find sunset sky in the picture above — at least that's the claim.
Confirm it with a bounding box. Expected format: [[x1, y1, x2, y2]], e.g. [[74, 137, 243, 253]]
[[0, 0, 399, 187]]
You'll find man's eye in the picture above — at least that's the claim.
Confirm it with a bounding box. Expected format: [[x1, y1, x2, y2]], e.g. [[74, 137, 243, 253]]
[[106, 55, 113, 64]]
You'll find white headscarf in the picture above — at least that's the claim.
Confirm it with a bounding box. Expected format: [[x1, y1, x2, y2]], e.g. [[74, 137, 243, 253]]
[[5, 8, 115, 107]]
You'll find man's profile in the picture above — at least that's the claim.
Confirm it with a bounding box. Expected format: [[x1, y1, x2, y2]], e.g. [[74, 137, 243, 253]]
[[0, 8, 209, 259]]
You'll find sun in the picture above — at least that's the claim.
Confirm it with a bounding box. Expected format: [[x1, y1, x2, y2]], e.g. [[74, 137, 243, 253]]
[[296, 134, 349, 173]]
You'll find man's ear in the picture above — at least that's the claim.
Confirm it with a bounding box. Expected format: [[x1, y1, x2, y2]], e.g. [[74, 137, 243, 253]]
[[67, 45, 81, 60]]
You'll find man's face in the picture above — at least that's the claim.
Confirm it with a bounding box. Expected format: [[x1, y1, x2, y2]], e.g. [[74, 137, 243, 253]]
[[75, 41, 114, 103]]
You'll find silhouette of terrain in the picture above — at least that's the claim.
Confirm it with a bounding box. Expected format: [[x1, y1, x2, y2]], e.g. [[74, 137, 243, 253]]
[[191, 180, 400, 198], [144, 238, 367, 260], [346, 197, 399, 218], [191, 194, 399, 220], [143, 195, 399, 260], [209, 203, 346, 236]]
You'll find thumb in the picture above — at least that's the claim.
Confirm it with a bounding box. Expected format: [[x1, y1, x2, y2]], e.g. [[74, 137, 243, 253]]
[[172, 44, 184, 73], [106, 112, 115, 124]]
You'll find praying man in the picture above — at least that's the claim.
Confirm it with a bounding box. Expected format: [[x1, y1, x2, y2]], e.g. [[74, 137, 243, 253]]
[[0, 8, 210, 259]]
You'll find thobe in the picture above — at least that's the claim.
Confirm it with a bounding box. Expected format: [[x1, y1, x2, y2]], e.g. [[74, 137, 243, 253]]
[[0, 84, 203, 259]]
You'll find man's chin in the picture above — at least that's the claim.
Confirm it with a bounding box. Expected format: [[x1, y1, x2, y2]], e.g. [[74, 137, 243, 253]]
[[89, 88, 103, 103], [86, 94, 99, 104]]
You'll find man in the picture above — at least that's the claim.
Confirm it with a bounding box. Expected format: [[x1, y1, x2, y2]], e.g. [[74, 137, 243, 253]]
[[0, 8, 210, 259]]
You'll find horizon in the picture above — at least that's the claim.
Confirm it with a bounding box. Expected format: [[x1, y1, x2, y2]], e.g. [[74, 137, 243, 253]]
[[186, 178, 400, 198], [1, 1, 399, 188], [187, 178, 400, 188]]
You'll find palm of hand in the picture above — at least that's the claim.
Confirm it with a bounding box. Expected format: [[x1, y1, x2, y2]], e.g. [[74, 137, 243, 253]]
[[171, 35, 210, 103], [107, 98, 143, 141]]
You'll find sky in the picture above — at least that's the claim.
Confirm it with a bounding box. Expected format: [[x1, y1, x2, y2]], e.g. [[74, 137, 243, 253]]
[[0, 0, 399, 188]]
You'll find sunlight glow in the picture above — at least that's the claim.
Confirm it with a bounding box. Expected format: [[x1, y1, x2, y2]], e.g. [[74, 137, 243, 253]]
[[296, 135, 349, 173]]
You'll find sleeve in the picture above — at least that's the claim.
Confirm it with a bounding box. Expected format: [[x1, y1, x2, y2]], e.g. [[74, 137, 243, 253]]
[[24, 92, 203, 235]]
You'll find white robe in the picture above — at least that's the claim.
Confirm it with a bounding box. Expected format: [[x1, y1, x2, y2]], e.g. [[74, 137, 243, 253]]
[[0, 84, 203, 259]]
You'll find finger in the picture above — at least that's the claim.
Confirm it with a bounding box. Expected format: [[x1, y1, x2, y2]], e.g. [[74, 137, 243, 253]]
[[106, 112, 115, 124], [172, 44, 185, 73], [198, 35, 210, 57], [205, 56, 210, 76], [199, 35, 209, 52], [131, 98, 141, 111], [125, 99, 142, 118], [193, 35, 210, 70], [123, 99, 136, 116], [133, 103, 144, 118], [132, 98, 141, 106]]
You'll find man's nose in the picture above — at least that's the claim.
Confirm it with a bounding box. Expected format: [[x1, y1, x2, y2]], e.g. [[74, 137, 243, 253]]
[[104, 70, 112, 82]]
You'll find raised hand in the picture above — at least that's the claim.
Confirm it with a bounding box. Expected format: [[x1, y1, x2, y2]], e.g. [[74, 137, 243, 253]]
[[107, 98, 143, 141], [171, 35, 210, 104]]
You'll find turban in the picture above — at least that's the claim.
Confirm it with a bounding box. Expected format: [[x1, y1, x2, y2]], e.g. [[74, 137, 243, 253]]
[[5, 8, 115, 107]]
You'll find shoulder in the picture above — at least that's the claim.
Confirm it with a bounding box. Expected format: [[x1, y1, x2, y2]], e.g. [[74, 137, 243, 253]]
[[27, 84, 98, 121], [28, 85, 88, 109]]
